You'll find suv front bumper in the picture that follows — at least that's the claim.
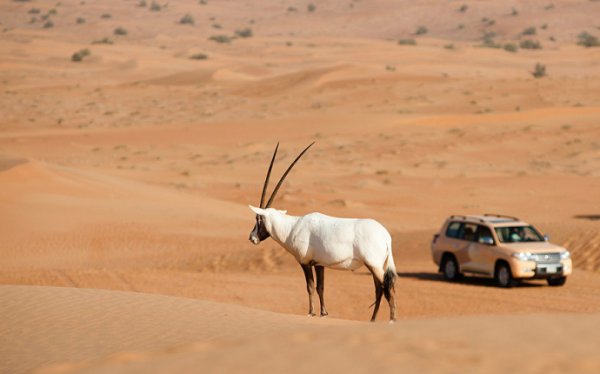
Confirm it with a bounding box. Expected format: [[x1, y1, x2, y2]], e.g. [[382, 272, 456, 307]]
[[510, 258, 572, 279]]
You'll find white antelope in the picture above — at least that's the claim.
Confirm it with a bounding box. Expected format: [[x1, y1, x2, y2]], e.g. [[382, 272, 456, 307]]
[[248, 142, 397, 322]]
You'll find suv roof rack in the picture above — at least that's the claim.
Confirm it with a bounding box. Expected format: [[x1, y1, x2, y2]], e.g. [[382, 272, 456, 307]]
[[450, 215, 485, 223], [483, 213, 519, 221]]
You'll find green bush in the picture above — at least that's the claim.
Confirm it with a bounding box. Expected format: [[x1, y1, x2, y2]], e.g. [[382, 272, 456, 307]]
[[459, 4, 468, 12], [76, 17, 85, 24], [415, 26, 428, 35], [150, 1, 161, 11], [235, 28, 253, 38], [307, 4, 316, 12], [522, 26, 536, 36], [92, 37, 113, 44], [520, 40, 542, 49], [577, 32, 599, 47], [532, 63, 546, 78], [43, 20, 54, 28], [189, 53, 208, 60], [179, 13, 194, 25], [100, 13, 111, 19], [503, 43, 518, 52], [398, 38, 416, 45], [114, 27, 128, 35], [209, 34, 232, 43], [71, 48, 90, 62]]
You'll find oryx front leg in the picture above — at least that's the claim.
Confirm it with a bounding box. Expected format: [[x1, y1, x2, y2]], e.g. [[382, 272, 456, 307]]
[[315, 265, 328, 317], [301, 264, 316, 316]]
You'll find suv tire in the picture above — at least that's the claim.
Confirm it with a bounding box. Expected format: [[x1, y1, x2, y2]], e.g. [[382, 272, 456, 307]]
[[442, 255, 461, 281], [547, 276, 567, 287], [495, 262, 513, 288]]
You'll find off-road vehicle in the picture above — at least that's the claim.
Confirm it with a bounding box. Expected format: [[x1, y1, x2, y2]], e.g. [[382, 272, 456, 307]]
[[431, 214, 572, 287]]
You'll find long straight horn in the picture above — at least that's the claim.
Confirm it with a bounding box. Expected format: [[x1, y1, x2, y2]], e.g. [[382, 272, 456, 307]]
[[265, 142, 315, 208], [260, 142, 279, 208]]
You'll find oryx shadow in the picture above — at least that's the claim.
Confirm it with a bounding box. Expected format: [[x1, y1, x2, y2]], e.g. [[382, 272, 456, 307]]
[[396, 271, 545, 288]]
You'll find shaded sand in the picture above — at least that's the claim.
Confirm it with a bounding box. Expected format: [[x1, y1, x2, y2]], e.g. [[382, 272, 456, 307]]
[[1, 286, 599, 374]]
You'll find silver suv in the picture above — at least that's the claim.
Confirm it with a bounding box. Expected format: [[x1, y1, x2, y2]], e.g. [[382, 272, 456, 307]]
[[431, 214, 572, 287]]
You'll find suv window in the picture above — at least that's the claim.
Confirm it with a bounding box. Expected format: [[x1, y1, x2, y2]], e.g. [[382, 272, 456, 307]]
[[446, 221, 462, 238], [475, 225, 495, 244], [459, 223, 478, 241]]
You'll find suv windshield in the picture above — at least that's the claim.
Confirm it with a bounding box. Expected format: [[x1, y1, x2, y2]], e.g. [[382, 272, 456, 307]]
[[494, 225, 544, 243]]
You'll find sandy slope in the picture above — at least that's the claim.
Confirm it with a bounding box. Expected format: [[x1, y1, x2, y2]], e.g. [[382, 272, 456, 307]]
[[1, 0, 600, 373], [1, 285, 599, 374]]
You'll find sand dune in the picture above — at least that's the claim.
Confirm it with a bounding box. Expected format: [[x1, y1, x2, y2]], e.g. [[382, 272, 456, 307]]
[[2, 285, 599, 374]]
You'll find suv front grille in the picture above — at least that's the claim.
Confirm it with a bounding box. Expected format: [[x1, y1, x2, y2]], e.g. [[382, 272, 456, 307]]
[[531, 253, 561, 264]]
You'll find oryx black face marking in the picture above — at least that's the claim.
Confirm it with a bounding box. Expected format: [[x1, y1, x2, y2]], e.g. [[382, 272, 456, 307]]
[[249, 215, 270, 244]]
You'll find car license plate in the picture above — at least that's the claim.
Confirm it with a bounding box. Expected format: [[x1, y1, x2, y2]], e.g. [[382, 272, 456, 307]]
[[542, 265, 558, 273]]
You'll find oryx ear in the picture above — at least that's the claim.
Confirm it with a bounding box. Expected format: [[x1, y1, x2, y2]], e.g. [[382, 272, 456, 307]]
[[248, 205, 266, 216]]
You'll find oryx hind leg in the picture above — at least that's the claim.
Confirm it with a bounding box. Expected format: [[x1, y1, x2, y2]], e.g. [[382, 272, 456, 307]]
[[366, 265, 384, 322], [300, 264, 316, 316], [315, 265, 328, 317]]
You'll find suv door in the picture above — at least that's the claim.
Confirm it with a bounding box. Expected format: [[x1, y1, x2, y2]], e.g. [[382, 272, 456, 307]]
[[455, 222, 478, 272], [469, 225, 496, 275]]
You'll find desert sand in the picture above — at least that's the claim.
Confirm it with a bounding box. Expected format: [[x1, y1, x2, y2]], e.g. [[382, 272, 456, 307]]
[[1, 0, 599, 373]]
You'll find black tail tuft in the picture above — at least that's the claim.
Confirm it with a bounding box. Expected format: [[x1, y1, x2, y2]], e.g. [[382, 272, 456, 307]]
[[382, 269, 396, 301]]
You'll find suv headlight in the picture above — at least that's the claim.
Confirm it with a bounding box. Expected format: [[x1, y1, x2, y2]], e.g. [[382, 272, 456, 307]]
[[560, 251, 571, 260], [512, 252, 533, 261]]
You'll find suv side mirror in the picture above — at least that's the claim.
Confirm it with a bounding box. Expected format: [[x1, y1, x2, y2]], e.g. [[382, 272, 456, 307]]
[[479, 236, 494, 245]]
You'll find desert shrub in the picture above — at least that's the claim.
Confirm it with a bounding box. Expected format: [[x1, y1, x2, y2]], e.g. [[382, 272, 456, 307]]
[[307, 4, 316, 12], [179, 13, 194, 25], [209, 34, 232, 43], [520, 40, 542, 49], [522, 26, 536, 36], [532, 63, 546, 78], [189, 53, 208, 60], [444, 44, 455, 50], [511, 7, 518, 16], [398, 38, 416, 45], [48, 9, 57, 15], [459, 4, 468, 12], [13, 0, 33, 2], [577, 31, 599, 47], [235, 28, 253, 38], [212, 23, 222, 29], [92, 37, 113, 44], [114, 27, 128, 35], [541, 23, 548, 30], [138, 0, 146, 6], [199, 0, 207, 4], [71, 48, 90, 62], [503, 43, 518, 52], [415, 26, 428, 35], [43, 20, 54, 28], [457, 23, 464, 30], [544, 4, 555, 10], [76, 17, 85, 24], [287, 6, 297, 12], [101, 13, 111, 19], [150, 1, 161, 11], [28, 8, 40, 14], [30, 17, 37, 23]]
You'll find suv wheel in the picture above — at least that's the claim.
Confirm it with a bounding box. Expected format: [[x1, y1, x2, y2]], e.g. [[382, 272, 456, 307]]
[[547, 276, 567, 287], [495, 262, 513, 288], [442, 255, 461, 281]]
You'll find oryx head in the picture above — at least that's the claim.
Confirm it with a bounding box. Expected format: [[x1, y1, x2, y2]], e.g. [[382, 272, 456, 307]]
[[248, 142, 314, 245]]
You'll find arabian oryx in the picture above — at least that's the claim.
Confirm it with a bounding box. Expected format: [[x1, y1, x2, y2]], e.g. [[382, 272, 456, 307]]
[[248, 142, 397, 322]]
